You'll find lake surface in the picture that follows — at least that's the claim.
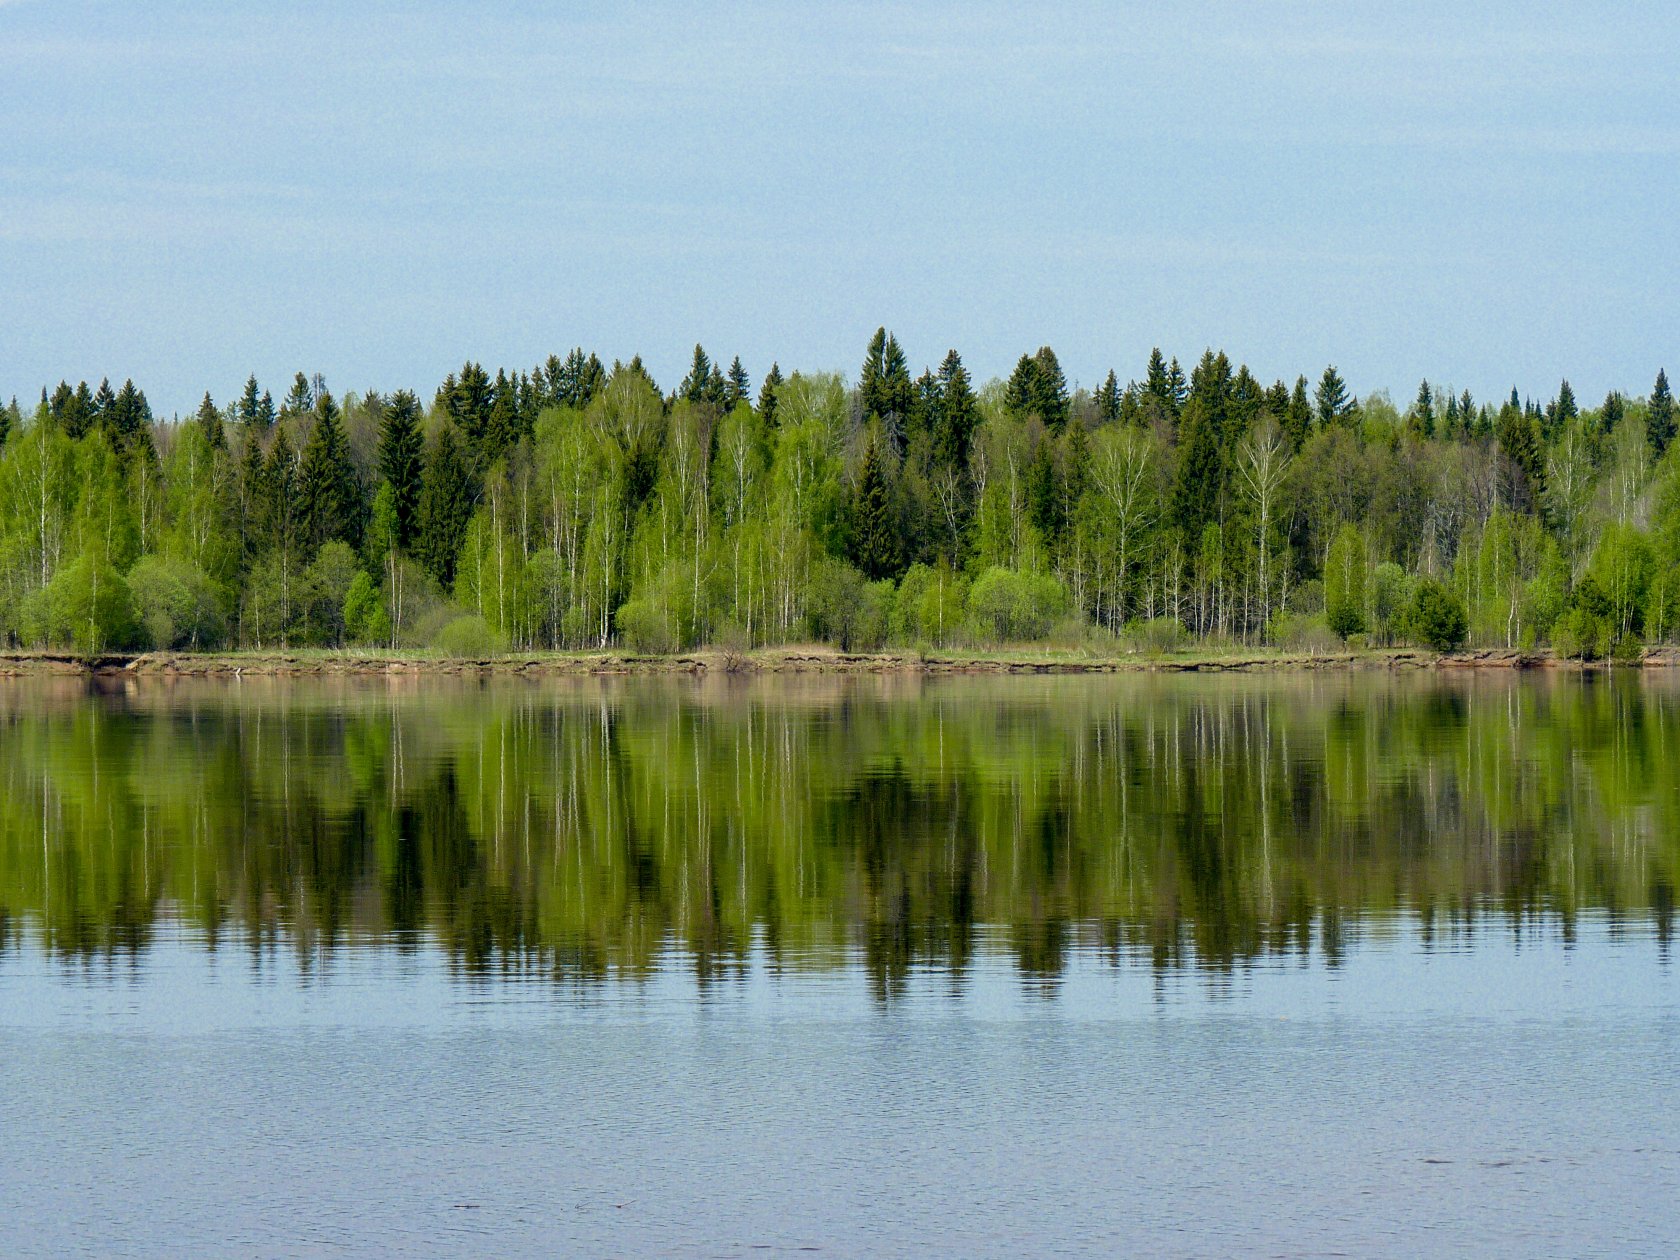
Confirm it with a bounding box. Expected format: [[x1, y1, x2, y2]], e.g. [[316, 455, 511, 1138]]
[[1, 671, 1676, 1257]]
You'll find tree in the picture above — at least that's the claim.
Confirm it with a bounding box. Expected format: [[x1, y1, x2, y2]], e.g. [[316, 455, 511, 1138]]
[[194, 392, 225, 450], [1316, 366, 1354, 429], [417, 423, 473, 587], [1411, 381, 1435, 439], [1407, 577, 1466, 651], [1650, 369, 1675, 460], [1095, 370, 1121, 424], [296, 392, 364, 550], [281, 372, 314, 420], [377, 389, 425, 547], [679, 345, 716, 406], [934, 350, 977, 475], [851, 433, 898, 580], [1324, 523, 1367, 639], [758, 362, 784, 425], [1284, 375, 1312, 450], [725, 356, 750, 410], [1237, 416, 1289, 632]]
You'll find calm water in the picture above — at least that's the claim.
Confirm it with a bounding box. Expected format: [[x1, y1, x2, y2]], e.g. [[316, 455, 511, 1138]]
[[1, 672, 1676, 1257]]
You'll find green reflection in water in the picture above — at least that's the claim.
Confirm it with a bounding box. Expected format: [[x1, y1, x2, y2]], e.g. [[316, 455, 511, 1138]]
[[0, 672, 1675, 989]]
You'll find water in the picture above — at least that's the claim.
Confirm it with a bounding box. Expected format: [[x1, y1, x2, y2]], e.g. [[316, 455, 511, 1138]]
[[1, 672, 1676, 1257]]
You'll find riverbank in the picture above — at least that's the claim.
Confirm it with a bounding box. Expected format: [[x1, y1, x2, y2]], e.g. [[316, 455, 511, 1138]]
[[3, 644, 1678, 677]]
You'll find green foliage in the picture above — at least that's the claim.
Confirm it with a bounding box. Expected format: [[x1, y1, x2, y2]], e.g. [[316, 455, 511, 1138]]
[[1324, 524, 1368, 639], [342, 569, 390, 644], [5, 344, 1680, 658], [967, 567, 1068, 642], [19, 553, 140, 652], [1405, 577, 1467, 652], [128, 555, 224, 649], [432, 613, 506, 658]]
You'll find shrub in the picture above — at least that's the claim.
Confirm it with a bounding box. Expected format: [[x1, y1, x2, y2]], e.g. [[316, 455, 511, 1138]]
[[129, 555, 225, 650], [615, 597, 678, 654], [18, 554, 141, 653], [1405, 578, 1467, 652], [1121, 616, 1189, 654], [342, 570, 390, 645], [967, 567, 1068, 642], [1265, 611, 1341, 653], [1552, 606, 1608, 662], [433, 613, 506, 659]]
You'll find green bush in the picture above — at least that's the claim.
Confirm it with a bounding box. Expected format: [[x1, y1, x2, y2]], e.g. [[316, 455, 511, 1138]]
[[1405, 577, 1467, 652], [1552, 606, 1608, 661], [18, 554, 141, 653], [128, 555, 225, 650], [1266, 611, 1341, 653], [967, 567, 1068, 642], [615, 597, 678, 654], [342, 570, 390, 645], [1120, 616, 1189, 654], [433, 613, 506, 659]]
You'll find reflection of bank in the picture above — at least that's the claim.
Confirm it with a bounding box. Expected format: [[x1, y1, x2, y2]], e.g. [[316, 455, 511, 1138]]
[[1, 671, 1674, 979]]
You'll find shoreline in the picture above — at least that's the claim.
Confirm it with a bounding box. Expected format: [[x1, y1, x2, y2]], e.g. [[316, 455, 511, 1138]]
[[2, 645, 1677, 678]]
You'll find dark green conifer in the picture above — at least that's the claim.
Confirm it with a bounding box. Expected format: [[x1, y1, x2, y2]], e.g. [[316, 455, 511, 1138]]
[[296, 392, 364, 550], [757, 362, 784, 426], [195, 391, 226, 449], [281, 372, 313, 421], [1316, 366, 1354, 428], [725, 357, 750, 410], [1031, 346, 1069, 428], [1285, 376, 1312, 450], [851, 433, 898, 580], [416, 423, 474, 587], [378, 390, 425, 547], [1413, 380, 1435, 438], [1649, 369, 1675, 459], [680, 345, 714, 405], [934, 350, 976, 474], [1096, 371, 1122, 424]]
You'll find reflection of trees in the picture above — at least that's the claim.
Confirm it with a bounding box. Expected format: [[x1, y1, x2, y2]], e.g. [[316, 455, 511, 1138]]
[[0, 674, 1677, 989]]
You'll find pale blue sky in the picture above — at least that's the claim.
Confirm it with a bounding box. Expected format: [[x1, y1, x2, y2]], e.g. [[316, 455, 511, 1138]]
[[3, 0, 1675, 415]]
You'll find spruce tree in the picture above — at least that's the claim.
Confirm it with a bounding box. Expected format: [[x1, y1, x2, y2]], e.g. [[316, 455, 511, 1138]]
[[1027, 439, 1061, 544], [934, 350, 976, 474], [92, 378, 117, 431], [680, 345, 714, 405], [1096, 371, 1122, 424], [417, 423, 473, 587], [1004, 354, 1043, 419], [1032, 346, 1070, 428], [758, 362, 784, 425], [282, 372, 313, 421], [486, 367, 521, 455], [1412, 380, 1435, 438], [1315, 366, 1353, 428], [859, 328, 888, 417], [1285, 376, 1313, 450], [1649, 369, 1675, 459], [238, 375, 264, 428], [378, 390, 425, 547], [264, 427, 299, 558], [448, 362, 494, 457], [296, 392, 364, 550], [851, 433, 898, 580], [1166, 358, 1188, 414], [0, 396, 13, 450], [1145, 348, 1171, 406], [238, 431, 269, 561], [1600, 391, 1624, 437], [725, 357, 750, 410], [195, 391, 226, 450]]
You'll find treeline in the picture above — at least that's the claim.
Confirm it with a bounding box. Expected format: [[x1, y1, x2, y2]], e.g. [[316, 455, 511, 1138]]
[[1, 333, 1677, 657]]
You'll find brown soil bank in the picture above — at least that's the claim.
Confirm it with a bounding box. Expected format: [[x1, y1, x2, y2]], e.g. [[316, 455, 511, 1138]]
[[2, 645, 1677, 678]]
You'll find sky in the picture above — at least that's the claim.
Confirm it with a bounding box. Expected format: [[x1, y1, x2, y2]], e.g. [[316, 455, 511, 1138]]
[[3, 0, 1676, 416]]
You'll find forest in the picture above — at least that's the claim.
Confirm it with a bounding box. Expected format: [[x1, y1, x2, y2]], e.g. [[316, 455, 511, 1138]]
[[1, 331, 1676, 659]]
